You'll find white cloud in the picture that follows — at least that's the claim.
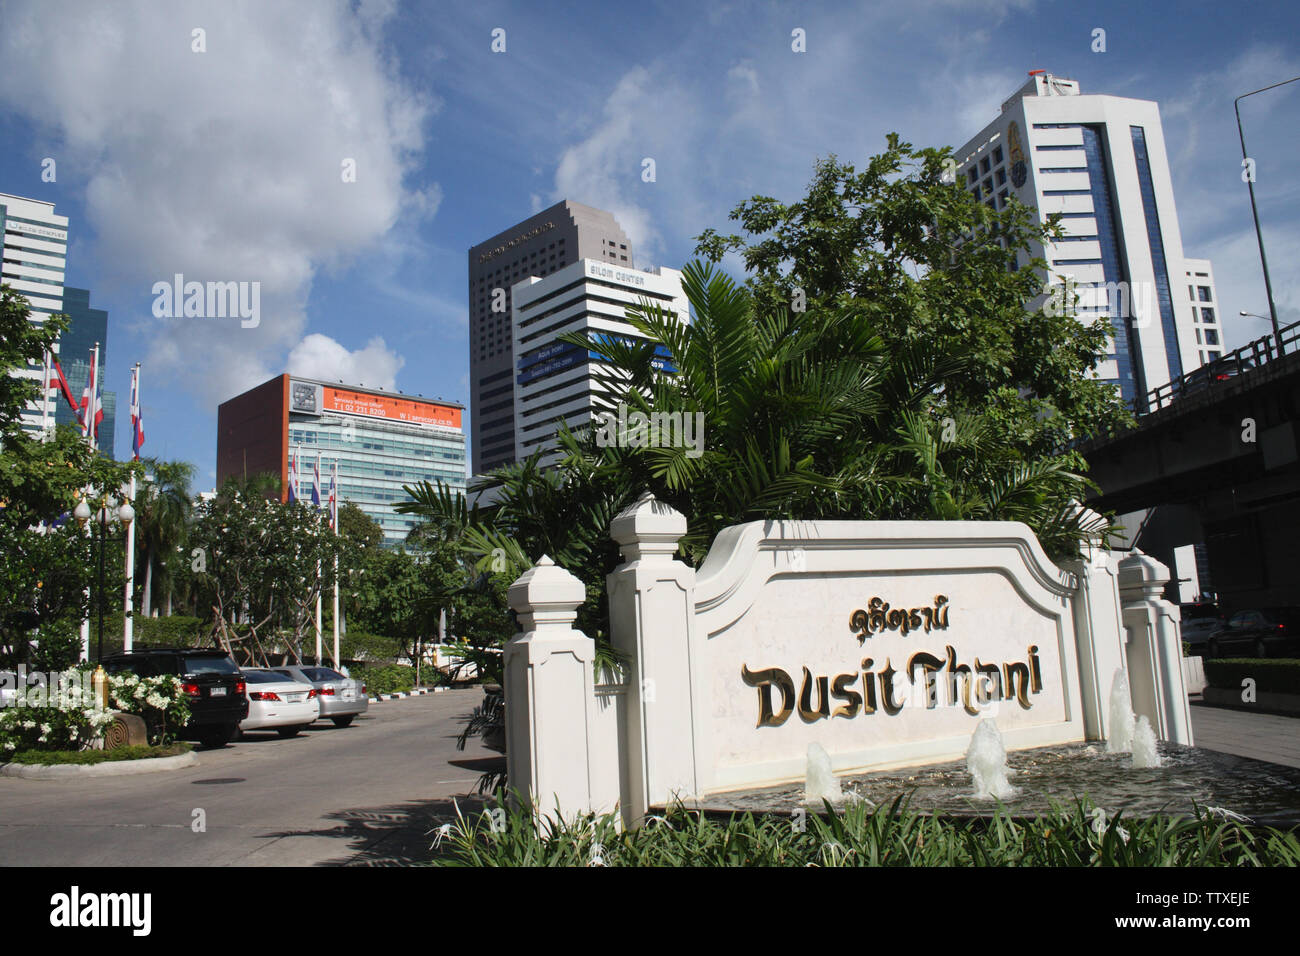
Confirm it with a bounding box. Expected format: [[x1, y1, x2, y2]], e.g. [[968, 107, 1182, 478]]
[[286, 333, 404, 390], [0, 0, 435, 404]]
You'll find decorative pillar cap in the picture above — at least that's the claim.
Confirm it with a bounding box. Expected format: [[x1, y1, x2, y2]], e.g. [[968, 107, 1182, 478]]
[[610, 491, 687, 562], [1117, 549, 1171, 593], [508, 555, 586, 630]]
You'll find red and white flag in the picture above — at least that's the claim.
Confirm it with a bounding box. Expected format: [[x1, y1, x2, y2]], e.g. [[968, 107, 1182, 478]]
[[46, 353, 81, 415], [129, 365, 144, 460], [79, 344, 104, 444]]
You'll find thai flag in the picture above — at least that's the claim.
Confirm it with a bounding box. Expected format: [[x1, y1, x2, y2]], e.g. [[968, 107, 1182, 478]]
[[129, 366, 144, 460], [327, 464, 337, 531], [311, 454, 321, 508], [47, 355, 81, 415], [287, 448, 299, 504], [79, 346, 104, 441]]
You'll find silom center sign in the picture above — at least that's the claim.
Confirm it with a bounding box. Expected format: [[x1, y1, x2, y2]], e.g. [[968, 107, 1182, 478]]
[[741, 594, 1046, 727]]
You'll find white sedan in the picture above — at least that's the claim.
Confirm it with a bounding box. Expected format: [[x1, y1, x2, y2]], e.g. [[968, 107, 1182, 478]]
[[239, 669, 320, 738]]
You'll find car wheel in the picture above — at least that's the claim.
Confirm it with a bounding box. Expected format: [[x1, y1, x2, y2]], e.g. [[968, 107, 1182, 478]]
[[331, 715, 355, 728], [199, 724, 239, 748], [277, 725, 304, 738]]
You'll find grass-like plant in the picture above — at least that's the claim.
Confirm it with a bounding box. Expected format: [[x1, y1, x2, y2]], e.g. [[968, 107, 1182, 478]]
[[7, 742, 192, 766], [428, 792, 1300, 867]]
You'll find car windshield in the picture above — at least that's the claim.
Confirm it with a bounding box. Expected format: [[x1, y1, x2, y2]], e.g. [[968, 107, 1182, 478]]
[[182, 656, 240, 675], [302, 667, 345, 682], [244, 671, 283, 683]]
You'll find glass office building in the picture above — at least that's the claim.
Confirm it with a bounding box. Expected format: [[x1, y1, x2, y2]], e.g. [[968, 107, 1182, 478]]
[[54, 287, 116, 458], [217, 375, 466, 547]]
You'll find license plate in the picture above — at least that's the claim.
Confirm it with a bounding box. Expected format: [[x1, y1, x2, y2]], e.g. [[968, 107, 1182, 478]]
[[343, 690, 355, 700], [286, 693, 304, 702], [210, 687, 227, 697]]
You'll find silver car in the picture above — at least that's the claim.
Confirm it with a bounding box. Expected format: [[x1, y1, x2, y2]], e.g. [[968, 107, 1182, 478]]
[[269, 665, 368, 727]]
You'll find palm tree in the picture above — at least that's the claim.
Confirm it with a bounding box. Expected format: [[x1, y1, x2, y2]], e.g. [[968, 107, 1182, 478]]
[[134, 458, 196, 617]]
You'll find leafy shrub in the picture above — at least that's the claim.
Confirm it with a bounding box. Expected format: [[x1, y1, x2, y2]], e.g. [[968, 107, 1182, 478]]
[[1204, 659, 1300, 696], [353, 664, 415, 696], [432, 796, 1300, 867], [341, 630, 402, 664], [107, 673, 191, 744], [0, 671, 115, 755]]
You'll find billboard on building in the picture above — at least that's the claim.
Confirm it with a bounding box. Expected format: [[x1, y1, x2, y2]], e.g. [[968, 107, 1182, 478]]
[[321, 386, 462, 428]]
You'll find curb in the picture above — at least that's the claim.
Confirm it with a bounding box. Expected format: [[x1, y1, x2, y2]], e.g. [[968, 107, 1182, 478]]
[[368, 687, 448, 703], [0, 750, 199, 780]]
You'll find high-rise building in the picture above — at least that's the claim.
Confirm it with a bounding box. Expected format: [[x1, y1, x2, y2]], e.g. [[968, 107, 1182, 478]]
[[953, 73, 1217, 410], [1181, 259, 1226, 365], [216, 375, 466, 547], [468, 201, 633, 473], [512, 259, 689, 464], [54, 287, 116, 458], [1, 192, 67, 435]]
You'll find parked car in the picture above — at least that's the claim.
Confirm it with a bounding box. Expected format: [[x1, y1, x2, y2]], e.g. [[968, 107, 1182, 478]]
[[1181, 618, 1221, 657], [101, 649, 248, 747], [1206, 608, 1300, 659], [267, 665, 367, 726], [239, 668, 320, 738]]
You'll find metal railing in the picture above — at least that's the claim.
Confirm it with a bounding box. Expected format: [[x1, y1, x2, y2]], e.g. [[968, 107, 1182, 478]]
[[1139, 318, 1300, 415]]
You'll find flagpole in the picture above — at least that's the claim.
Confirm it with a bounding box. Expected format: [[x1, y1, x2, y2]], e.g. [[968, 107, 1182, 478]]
[[40, 349, 51, 439], [332, 460, 340, 671], [123, 364, 140, 652], [315, 451, 322, 666], [87, 343, 99, 452]]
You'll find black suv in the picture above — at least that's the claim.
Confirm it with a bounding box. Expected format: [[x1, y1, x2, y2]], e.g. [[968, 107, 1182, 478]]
[[101, 649, 248, 747]]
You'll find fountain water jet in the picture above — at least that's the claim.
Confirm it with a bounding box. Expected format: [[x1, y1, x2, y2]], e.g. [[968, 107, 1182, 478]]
[[1107, 669, 1136, 754], [1132, 715, 1162, 769], [966, 719, 1020, 801], [803, 742, 843, 804]]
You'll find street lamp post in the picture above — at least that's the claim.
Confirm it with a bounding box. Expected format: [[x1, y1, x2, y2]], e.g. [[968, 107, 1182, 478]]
[[75, 493, 134, 661], [1234, 75, 1300, 357]]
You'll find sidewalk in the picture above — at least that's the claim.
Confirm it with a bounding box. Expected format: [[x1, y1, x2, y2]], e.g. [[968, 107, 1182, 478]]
[[1190, 702, 1300, 769]]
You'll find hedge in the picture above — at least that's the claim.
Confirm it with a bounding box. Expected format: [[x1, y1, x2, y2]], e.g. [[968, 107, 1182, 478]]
[[1203, 659, 1300, 696]]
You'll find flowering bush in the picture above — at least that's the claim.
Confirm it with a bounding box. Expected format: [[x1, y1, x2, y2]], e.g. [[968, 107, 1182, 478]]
[[108, 673, 191, 745], [0, 670, 192, 757], [0, 672, 115, 756]]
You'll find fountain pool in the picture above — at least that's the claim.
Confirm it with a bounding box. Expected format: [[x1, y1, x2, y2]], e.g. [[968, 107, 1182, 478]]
[[679, 743, 1300, 826]]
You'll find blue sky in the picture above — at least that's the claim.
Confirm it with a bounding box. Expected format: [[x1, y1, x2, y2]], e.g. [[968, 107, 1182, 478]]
[[1, 0, 1297, 487]]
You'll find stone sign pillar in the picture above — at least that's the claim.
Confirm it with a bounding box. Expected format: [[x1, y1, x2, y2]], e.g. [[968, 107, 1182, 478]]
[[1063, 546, 1127, 742], [607, 493, 702, 823], [504, 555, 601, 824], [1118, 550, 1193, 746]]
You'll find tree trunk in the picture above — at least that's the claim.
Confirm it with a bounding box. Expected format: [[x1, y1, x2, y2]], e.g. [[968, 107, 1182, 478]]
[[141, 545, 154, 617]]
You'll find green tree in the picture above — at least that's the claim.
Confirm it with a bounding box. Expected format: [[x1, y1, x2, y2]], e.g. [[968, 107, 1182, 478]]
[[695, 144, 1134, 454], [133, 457, 196, 617], [187, 482, 343, 665], [0, 285, 139, 667]]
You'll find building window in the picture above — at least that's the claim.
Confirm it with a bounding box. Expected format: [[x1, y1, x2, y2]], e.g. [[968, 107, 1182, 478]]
[[967, 168, 978, 184], [1130, 126, 1184, 383], [1206, 350, 1221, 361], [1204, 328, 1219, 346], [993, 146, 1003, 165], [996, 168, 1007, 186], [1201, 306, 1215, 323], [980, 156, 991, 174], [1198, 286, 1212, 302]]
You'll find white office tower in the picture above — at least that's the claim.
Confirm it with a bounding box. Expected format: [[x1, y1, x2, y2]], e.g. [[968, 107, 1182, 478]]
[[512, 259, 688, 464], [1, 193, 68, 435], [1181, 258, 1226, 365], [954, 73, 1214, 410]]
